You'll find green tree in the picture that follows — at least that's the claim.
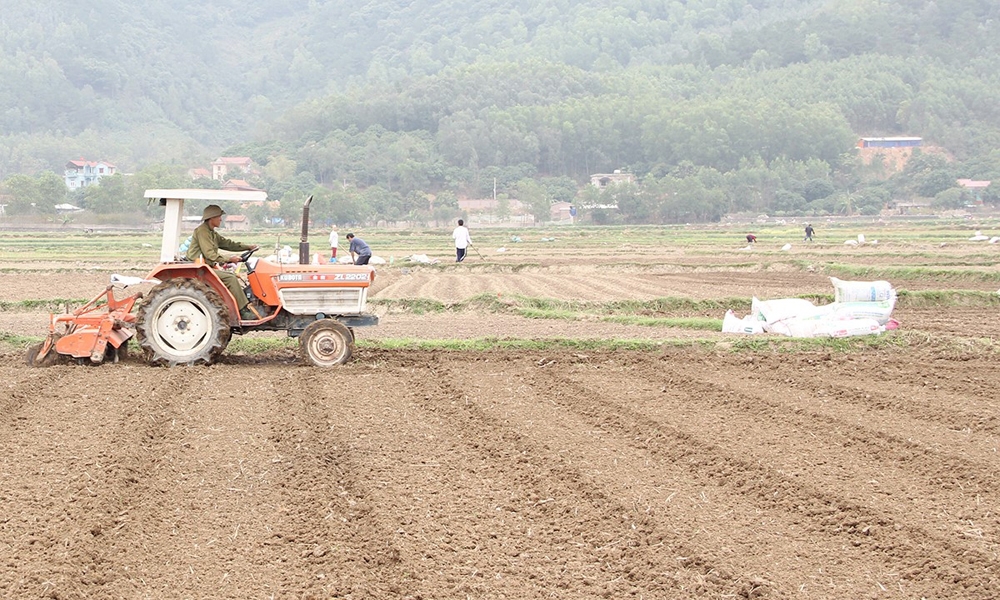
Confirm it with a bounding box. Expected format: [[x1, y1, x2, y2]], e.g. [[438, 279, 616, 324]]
[[1, 174, 42, 215], [517, 179, 549, 223], [82, 175, 129, 215], [932, 187, 972, 209], [36, 171, 68, 207]]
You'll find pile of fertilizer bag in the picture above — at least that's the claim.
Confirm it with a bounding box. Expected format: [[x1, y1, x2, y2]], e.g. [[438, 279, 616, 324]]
[[722, 277, 899, 338]]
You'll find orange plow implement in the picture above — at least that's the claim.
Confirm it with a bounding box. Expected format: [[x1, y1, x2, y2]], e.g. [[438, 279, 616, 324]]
[[26, 285, 141, 366]]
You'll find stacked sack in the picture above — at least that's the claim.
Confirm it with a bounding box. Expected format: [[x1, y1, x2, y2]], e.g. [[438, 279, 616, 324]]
[[723, 277, 897, 338], [757, 277, 895, 338]]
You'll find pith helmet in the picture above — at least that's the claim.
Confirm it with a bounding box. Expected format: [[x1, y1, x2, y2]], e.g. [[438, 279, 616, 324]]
[[202, 204, 225, 220]]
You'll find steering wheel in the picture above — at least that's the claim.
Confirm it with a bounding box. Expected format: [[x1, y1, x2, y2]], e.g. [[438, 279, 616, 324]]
[[239, 247, 258, 272]]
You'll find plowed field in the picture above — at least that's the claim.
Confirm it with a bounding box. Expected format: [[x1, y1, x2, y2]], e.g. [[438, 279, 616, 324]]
[[1, 226, 998, 599]]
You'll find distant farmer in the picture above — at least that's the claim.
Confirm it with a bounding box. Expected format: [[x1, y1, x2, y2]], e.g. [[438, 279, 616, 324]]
[[804, 224, 815, 242], [746, 233, 757, 244], [186, 204, 259, 320], [329, 225, 339, 262], [452, 218, 472, 262], [346, 233, 372, 265]]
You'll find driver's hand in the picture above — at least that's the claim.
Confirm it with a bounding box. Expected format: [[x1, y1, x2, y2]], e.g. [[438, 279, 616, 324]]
[[249, 244, 260, 251], [227, 255, 241, 264]]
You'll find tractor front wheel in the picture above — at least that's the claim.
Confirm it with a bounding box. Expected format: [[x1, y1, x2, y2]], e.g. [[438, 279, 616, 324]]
[[136, 279, 231, 366], [299, 319, 354, 367]]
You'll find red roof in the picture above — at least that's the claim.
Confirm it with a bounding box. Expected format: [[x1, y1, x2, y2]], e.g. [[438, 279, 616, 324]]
[[957, 179, 990, 188], [67, 159, 116, 168], [222, 179, 264, 193]]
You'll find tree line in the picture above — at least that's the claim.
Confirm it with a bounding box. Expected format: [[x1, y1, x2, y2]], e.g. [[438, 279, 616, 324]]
[[3, 0, 1000, 224]]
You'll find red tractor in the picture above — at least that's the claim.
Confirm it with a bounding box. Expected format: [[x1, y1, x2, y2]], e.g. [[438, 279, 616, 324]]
[[28, 189, 378, 367]]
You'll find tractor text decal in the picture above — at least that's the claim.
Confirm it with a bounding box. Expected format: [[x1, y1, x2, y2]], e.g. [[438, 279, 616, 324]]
[[278, 273, 369, 282], [331, 273, 370, 281]]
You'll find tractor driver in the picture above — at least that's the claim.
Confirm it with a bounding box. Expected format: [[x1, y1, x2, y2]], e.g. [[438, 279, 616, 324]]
[[187, 204, 260, 320]]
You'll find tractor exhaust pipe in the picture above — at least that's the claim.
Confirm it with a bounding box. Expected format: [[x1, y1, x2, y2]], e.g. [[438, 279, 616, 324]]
[[299, 195, 313, 265]]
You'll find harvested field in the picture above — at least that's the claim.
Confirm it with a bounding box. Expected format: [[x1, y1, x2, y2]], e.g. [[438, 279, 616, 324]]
[[1, 222, 998, 598]]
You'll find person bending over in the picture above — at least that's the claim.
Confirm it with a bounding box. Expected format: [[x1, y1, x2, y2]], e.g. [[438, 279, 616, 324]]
[[346, 233, 372, 265]]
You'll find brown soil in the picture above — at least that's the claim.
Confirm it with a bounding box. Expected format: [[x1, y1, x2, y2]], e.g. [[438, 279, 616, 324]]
[[1, 248, 998, 599]]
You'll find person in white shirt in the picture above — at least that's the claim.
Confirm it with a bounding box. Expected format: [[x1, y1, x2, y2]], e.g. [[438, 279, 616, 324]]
[[329, 226, 339, 262], [452, 219, 472, 262]]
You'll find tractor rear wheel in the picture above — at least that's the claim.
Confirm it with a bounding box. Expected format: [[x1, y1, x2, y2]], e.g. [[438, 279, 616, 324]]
[[299, 319, 354, 367], [136, 279, 231, 366]]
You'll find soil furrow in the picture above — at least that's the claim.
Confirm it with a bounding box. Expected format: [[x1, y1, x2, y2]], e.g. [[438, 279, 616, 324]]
[[736, 352, 1000, 438], [604, 353, 999, 510], [617, 355, 1000, 557], [486, 354, 918, 597], [523, 353, 997, 598], [389, 353, 775, 599], [30, 365, 306, 598], [0, 360, 82, 433], [73, 368, 197, 595], [0, 364, 189, 597], [259, 368, 413, 599]]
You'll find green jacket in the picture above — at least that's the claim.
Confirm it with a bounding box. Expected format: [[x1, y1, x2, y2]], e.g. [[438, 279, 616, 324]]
[[186, 221, 252, 266]]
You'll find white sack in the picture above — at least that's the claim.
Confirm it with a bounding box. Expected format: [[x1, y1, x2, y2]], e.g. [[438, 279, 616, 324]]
[[830, 277, 895, 303], [771, 317, 884, 338], [751, 297, 822, 330], [812, 318, 885, 338], [807, 298, 896, 325], [722, 309, 765, 335]]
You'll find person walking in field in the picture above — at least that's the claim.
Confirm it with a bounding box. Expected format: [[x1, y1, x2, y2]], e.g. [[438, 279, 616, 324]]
[[453, 219, 472, 262], [346, 233, 372, 265], [329, 225, 339, 262], [804, 223, 815, 242]]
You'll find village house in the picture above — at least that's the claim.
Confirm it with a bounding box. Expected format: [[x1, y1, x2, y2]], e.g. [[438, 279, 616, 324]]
[[590, 170, 635, 188], [64, 159, 117, 189], [957, 179, 990, 204], [222, 179, 264, 193], [187, 167, 212, 180], [211, 157, 254, 181], [222, 214, 250, 231], [187, 158, 264, 193]]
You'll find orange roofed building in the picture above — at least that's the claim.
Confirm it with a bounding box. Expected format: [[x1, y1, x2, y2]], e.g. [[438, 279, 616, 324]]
[[957, 179, 991, 204], [211, 157, 254, 181], [223, 214, 250, 231]]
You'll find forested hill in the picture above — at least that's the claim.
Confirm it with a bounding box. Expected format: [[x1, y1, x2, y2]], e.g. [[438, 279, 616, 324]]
[[3, 0, 1000, 222]]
